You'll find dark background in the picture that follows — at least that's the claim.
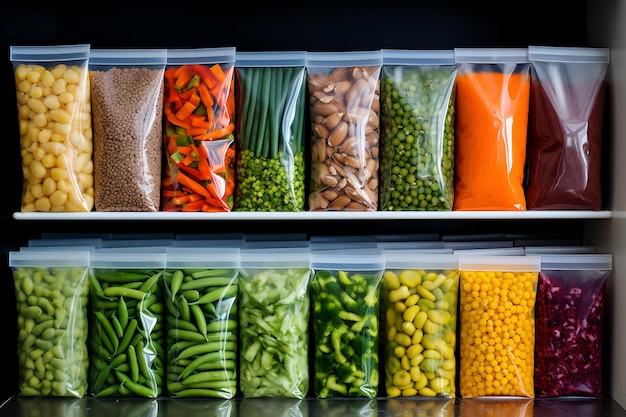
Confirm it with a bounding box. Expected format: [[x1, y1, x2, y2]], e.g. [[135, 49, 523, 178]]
[[0, 1, 594, 402]]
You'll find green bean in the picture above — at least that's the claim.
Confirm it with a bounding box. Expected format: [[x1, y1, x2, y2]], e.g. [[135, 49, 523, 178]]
[[95, 271, 151, 283], [178, 350, 236, 380], [167, 316, 198, 333], [177, 341, 237, 361], [170, 270, 184, 301], [168, 328, 206, 343], [115, 371, 157, 398], [128, 345, 140, 382], [118, 297, 129, 329], [190, 285, 237, 305], [103, 286, 146, 300], [180, 277, 233, 291]]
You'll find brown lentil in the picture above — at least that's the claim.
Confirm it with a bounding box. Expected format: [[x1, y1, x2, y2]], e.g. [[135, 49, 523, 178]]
[[90, 66, 164, 211]]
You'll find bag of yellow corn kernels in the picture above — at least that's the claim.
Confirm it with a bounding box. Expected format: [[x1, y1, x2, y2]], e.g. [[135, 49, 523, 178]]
[[10, 44, 94, 212], [458, 255, 541, 398], [381, 251, 460, 398]]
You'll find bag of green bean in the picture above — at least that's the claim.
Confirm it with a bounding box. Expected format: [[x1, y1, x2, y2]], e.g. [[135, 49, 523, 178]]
[[306, 50, 383, 212], [234, 51, 307, 212], [381, 251, 460, 398], [87, 251, 166, 398], [310, 249, 385, 398], [163, 247, 240, 399], [9, 250, 91, 397], [239, 247, 312, 398], [379, 49, 457, 211]]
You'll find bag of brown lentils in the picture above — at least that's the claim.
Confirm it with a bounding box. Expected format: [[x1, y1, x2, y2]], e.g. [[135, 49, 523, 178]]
[[89, 48, 167, 212]]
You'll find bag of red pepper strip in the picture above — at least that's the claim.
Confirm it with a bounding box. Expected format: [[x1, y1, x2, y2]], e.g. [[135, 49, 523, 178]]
[[162, 47, 236, 212], [534, 253, 612, 397]]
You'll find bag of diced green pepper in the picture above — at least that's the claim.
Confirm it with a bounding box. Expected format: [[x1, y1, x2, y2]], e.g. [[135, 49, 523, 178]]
[[310, 248, 385, 398], [10, 250, 91, 397]]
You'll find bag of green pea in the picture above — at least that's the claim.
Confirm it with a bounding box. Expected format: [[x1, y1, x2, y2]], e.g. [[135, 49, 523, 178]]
[[238, 247, 312, 399], [379, 49, 457, 211], [164, 247, 240, 399], [310, 249, 385, 398], [381, 252, 460, 398], [87, 251, 166, 398], [234, 51, 307, 212], [9, 250, 91, 397]]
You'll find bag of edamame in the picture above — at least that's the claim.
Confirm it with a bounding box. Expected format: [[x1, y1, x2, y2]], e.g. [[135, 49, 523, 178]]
[[379, 49, 457, 211], [9, 250, 91, 397]]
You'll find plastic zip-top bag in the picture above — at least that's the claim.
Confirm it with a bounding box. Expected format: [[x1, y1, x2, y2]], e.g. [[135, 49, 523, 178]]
[[89, 48, 167, 212], [453, 48, 531, 211], [162, 47, 236, 212], [10, 44, 94, 213], [306, 51, 383, 211], [379, 49, 457, 211], [234, 51, 307, 212], [526, 46, 610, 210]]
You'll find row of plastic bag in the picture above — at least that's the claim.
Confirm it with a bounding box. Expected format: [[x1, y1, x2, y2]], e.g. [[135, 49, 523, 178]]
[[10, 45, 610, 213], [9, 240, 612, 399]]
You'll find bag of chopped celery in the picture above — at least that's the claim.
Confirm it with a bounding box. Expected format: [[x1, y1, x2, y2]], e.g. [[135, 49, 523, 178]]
[[379, 49, 457, 211], [381, 252, 460, 398], [9, 250, 91, 397], [458, 255, 540, 398], [10, 44, 94, 212], [239, 247, 312, 398], [534, 254, 611, 397], [310, 249, 385, 398], [164, 247, 240, 399], [162, 47, 236, 212], [306, 50, 382, 211], [234, 51, 307, 212]]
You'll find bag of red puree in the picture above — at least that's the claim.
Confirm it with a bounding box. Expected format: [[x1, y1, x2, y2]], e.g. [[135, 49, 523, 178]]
[[526, 46, 610, 210], [453, 48, 531, 211], [534, 253, 612, 397]]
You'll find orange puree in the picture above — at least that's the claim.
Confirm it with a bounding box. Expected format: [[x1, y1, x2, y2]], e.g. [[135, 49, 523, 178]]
[[453, 71, 530, 210]]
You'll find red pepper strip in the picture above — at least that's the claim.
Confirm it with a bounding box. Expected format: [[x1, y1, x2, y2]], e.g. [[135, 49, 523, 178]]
[[190, 142, 212, 180], [192, 64, 219, 90], [177, 163, 204, 180], [187, 127, 209, 137], [189, 115, 212, 129], [197, 82, 214, 108], [181, 199, 206, 212]]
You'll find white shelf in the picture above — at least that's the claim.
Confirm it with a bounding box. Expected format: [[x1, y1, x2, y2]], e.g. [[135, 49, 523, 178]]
[[12, 210, 613, 221]]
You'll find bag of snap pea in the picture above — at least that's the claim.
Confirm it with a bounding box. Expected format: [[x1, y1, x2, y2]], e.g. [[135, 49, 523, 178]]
[[458, 255, 541, 398], [534, 253, 611, 397], [453, 48, 531, 211], [163, 247, 240, 399], [379, 49, 457, 211], [87, 251, 166, 398], [306, 50, 382, 211], [239, 247, 312, 399], [89, 48, 166, 212], [10, 44, 94, 213], [9, 250, 91, 397], [381, 251, 460, 398], [162, 47, 236, 213], [234, 51, 307, 212], [310, 248, 385, 398]]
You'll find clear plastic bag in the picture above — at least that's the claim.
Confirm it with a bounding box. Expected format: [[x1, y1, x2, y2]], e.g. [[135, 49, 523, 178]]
[[164, 247, 239, 399], [526, 46, 610, 210], [9, 250, 91, 397], [310, 249, 384, 398], [88, 251, 166, 398], [10, 44, 94, 213], [453, 48, 530, 211], [238, 247, 311, 398], [534, 254, 611, 397], [458, 255, 540, 398], [234, 51, 307, 212], [306, 51, 382, 211], [89, 49, 166, 212], [379, 49, 457, 211], [382, 252, 460, 398], [162, 47, 236, 212]]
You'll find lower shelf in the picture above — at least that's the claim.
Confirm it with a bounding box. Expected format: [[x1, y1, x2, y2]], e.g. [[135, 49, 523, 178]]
[[1, 396, 625, 417]]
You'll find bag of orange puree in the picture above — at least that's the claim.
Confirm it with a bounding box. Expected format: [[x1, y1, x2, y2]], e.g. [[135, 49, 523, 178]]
[[453, 48, 530, 211]]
